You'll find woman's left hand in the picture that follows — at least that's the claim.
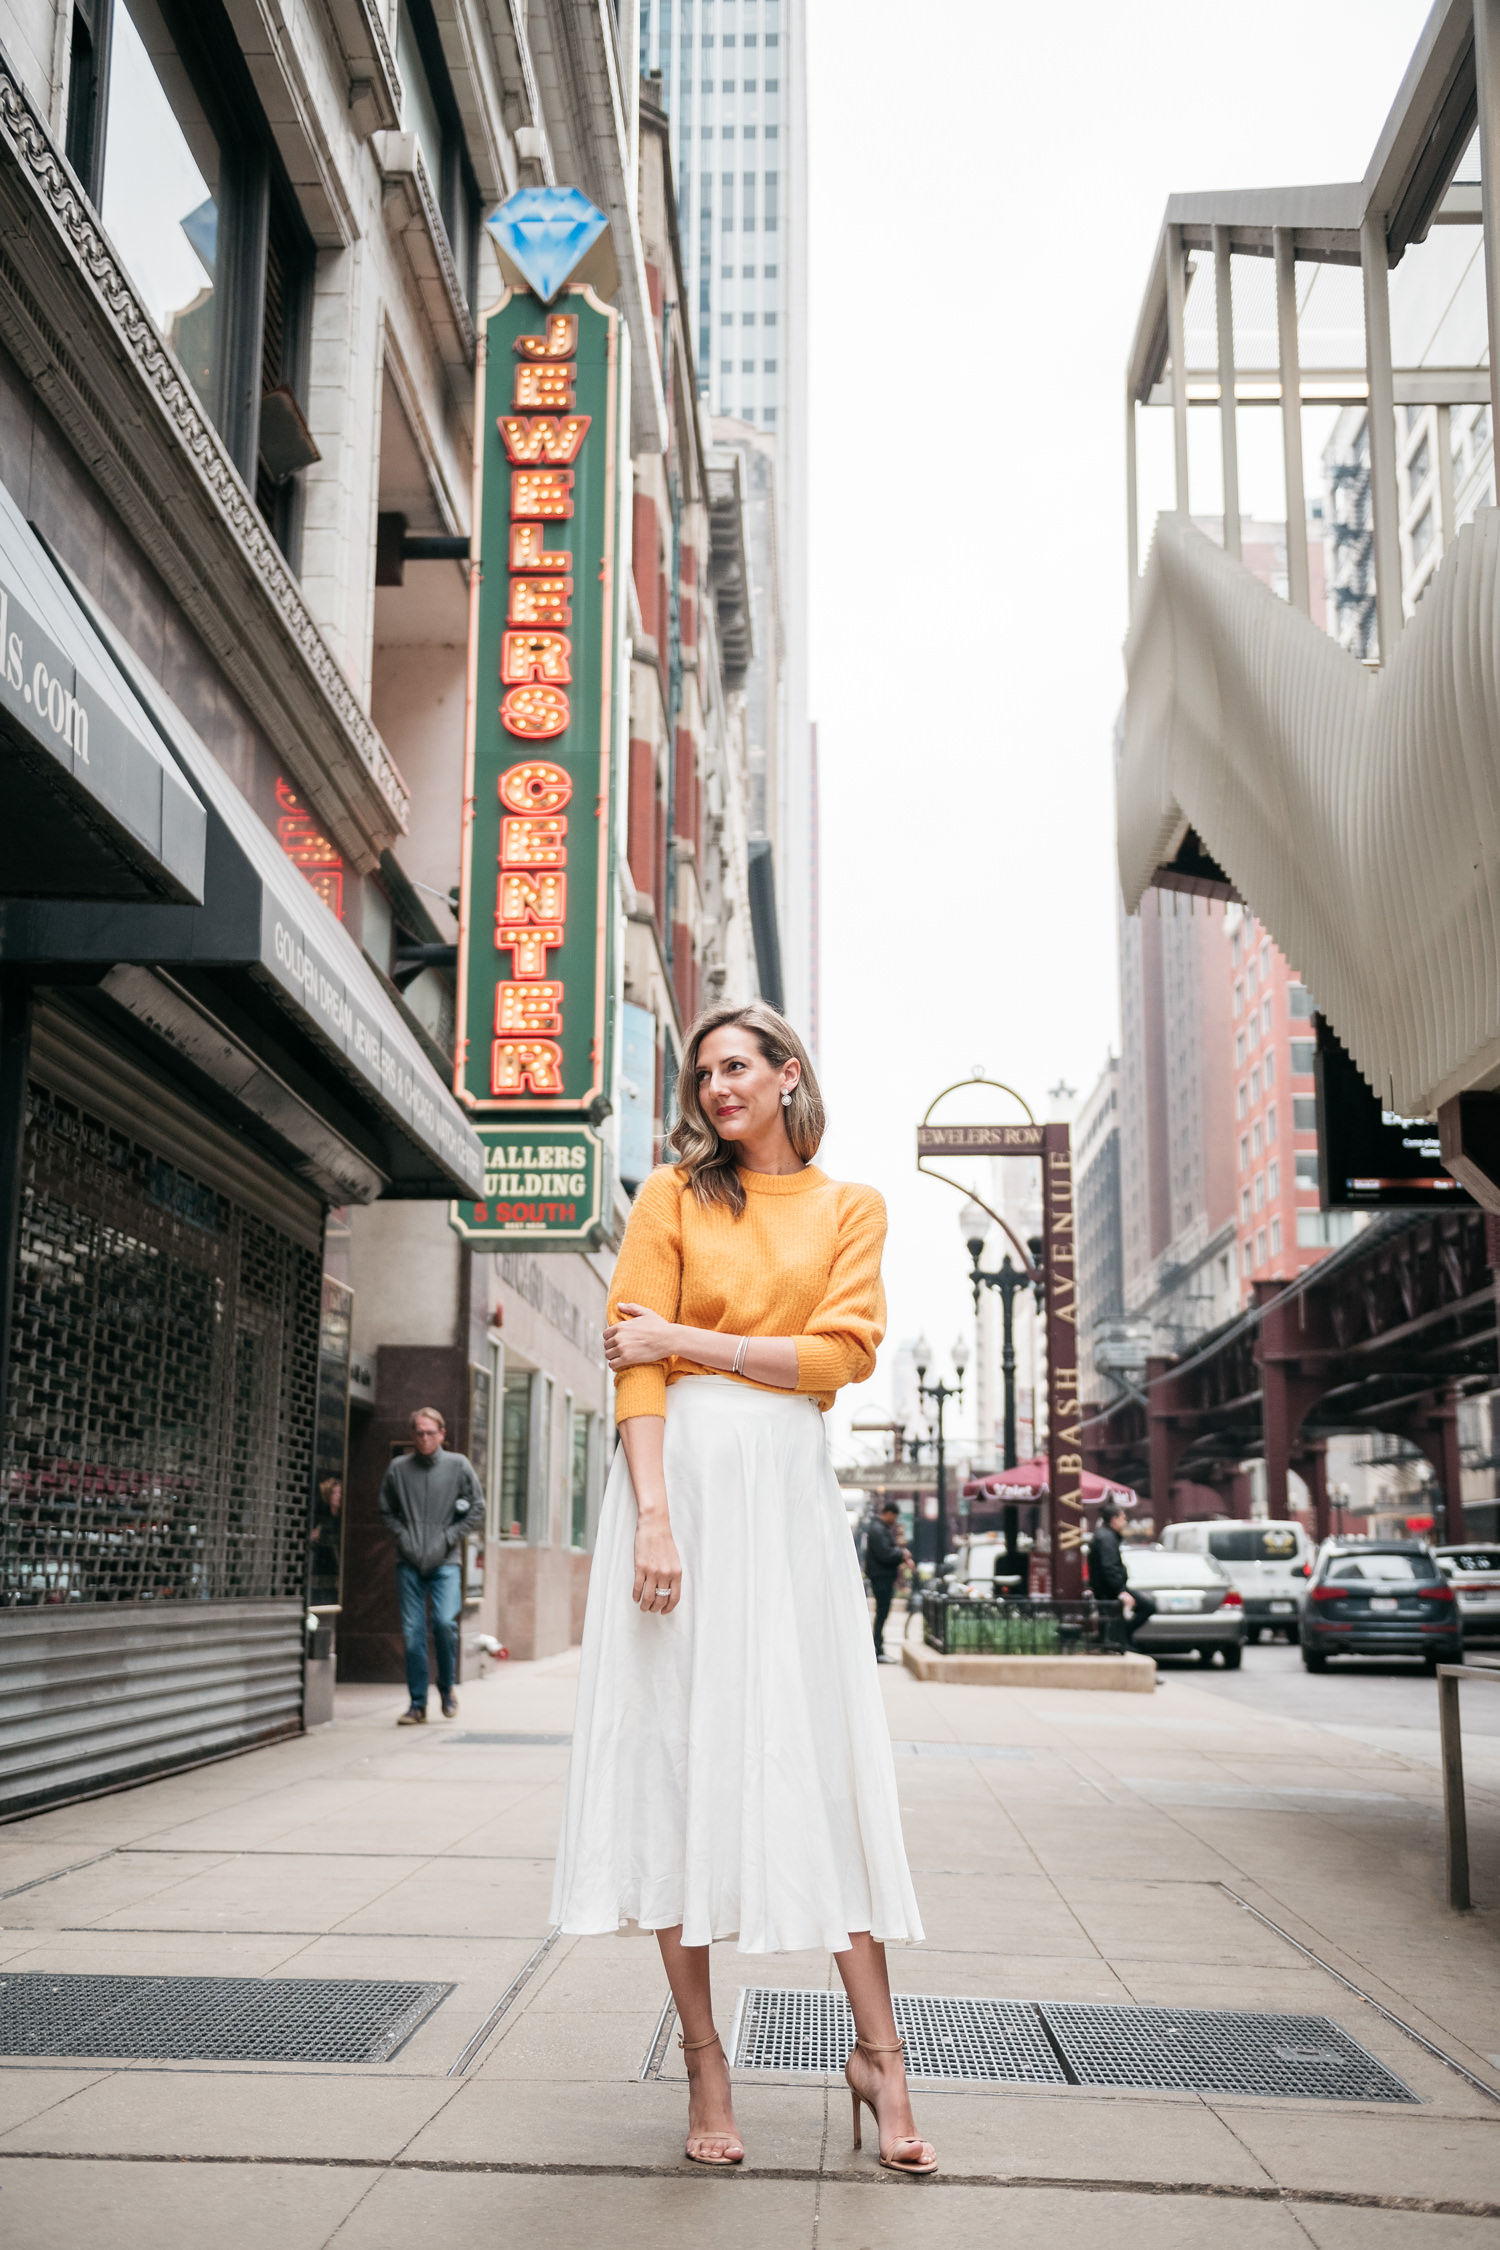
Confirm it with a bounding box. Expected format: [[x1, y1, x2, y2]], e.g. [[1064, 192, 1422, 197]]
[[604, 1304, 679, 1370]]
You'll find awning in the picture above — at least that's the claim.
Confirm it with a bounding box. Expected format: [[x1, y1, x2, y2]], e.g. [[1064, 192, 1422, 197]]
[[0, 479, 205, 903], [0, 577, 484, 1204]]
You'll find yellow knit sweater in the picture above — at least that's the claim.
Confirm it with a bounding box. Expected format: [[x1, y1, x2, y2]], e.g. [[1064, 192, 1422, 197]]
[[608, 1163, 886, 1423]]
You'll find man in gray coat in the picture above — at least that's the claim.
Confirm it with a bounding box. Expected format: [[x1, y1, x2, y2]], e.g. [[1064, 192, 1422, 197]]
[[379, 1406, 483, 1724]]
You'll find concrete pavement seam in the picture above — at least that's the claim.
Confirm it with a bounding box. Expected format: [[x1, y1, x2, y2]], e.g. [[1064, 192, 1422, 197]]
[[1, 2149, 1498, 2213], [0, 1853, 118, 1900], [1219, 1884, 1500, 2104]]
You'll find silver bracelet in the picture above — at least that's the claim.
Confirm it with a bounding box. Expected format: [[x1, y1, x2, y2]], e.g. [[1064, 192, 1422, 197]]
[[731, 1336, 750, 1377]]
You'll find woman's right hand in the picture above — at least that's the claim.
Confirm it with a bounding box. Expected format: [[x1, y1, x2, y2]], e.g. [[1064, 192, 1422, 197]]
[[633, 1513, 682, 1614]]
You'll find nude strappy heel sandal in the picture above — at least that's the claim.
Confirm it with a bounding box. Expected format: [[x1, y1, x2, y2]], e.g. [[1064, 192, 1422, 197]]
[[846, 2036, 938, 2174], [678, 2031, 744, 2166]]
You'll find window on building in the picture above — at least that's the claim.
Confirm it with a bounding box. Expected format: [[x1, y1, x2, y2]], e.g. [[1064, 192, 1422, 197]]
[[1298, 1209, 1358, 1247], [1235, 1030, 1246, 1067], [764, 263, 778, 277], [397, 1, 480, 304], [1266, 1102, 1277, 1141], [1233, 979, 1244, 1017], [1246, 959, 1258, 998], [762, 407, 776, 423], [1407, 433, 1430, 492], [1264, 1050, 1276, 1087], [1410, 505, 1435, 566], [1237, 1082, 1248, 1118], [1247, 1015, 1259, 1050], [570, 1409, 591, 1548], [1248, 1065, 1260, 1104], [1241, 1238, 1253, 1274], [1293, 1096, 1317, 1131], [499, 1368, 532, 1538], [1268, 1160, 1279, 1198], [1252, 1120, 1262, 1157], [1262, 997, 1272, 1032], [1231, 928, 1242, 967], [1291, 1039, 1316, 1075], [69, 0, 316, 556], [1256, 1228, 1267, 1264], [1241, 1187, 1252, 1223], [1287, 985, 1315, 1019], [741, 310, 755, 324], [1295, 1151, 1320, 1186], [1239, 1135, 1249, 1171], [763, 357, 777, 372], [1254, 1173, 1266, 1209], [1270, 1215, 1282, 1255]]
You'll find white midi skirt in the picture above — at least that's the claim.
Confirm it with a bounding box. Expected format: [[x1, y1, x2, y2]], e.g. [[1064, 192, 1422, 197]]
[[550, 1377, 925, 1953]]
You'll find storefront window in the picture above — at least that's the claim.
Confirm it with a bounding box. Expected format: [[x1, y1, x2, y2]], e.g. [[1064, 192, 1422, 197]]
[[500, 1368, 531, 1539], [571, 1411, 590, 1548]]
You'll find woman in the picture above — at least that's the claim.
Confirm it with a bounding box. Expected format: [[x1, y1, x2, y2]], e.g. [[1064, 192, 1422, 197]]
[[551, 1001, 934, 2174]]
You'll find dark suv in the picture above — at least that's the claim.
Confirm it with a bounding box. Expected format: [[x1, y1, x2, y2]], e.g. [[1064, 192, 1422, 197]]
[[1301, 1539, 1463, 1672]]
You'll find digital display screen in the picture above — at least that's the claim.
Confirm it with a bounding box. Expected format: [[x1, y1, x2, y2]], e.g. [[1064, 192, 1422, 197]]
[[1314, 1015, 1474, 1208]]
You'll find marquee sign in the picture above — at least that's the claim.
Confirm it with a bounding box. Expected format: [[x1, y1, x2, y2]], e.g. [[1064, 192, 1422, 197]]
[[449, 1123, 604, 1245], [455, 285, 620, 1122]]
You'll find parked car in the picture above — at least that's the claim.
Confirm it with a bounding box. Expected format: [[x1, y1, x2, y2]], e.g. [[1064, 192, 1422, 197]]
[[1122, 1547, 1245, 1667], [1301, 1539, 1463, 1671], [1162, 1519, 1311, 1641], [943, 1535, 1026, 1601], [1433, 1545, 1500, 1642]]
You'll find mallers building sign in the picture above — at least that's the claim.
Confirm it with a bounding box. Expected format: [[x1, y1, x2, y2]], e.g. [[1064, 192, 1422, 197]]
[[452, 190, 621, 1248]]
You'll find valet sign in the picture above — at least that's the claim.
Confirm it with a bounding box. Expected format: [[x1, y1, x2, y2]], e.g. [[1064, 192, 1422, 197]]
[[454, 264, 620, 1125]]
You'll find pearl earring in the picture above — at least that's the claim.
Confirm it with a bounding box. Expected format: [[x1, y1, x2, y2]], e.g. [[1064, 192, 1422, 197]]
[[781, 1090, 792, 1108]]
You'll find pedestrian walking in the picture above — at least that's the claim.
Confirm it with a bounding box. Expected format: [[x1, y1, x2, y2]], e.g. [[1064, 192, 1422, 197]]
[[552, 1001, 933, 2176], [1088, 1498, 1154, 1646], [866, 1502, 911, 1663], [379, 1407, 481, 1725]]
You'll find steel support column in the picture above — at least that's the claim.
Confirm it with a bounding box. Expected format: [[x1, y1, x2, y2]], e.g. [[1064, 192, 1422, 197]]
[[1213, 225, 1241, 558], [1293, 1437, 1332, 1545], [1360, 211, 1404, 661], [1146, 1356, 1194, 1530], [1401, 1386, 1466, 1545], [1255, 1283, 1328, 1519], [1167, 223, 1190, 512], [1273, 226, 1310, 616], [1475, 0, 1500, 451]]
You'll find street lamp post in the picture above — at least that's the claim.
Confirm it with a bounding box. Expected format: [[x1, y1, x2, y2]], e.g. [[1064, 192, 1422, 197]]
[[961, 1202, 1044, 1576], [912, 1333, 967, 1570]]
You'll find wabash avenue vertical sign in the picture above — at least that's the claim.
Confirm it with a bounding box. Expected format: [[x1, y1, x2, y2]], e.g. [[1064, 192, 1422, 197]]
[[455, 290, 619, 1124], [916, 1119, 1083, 1596], [1040, 1123, 1083, 1592]]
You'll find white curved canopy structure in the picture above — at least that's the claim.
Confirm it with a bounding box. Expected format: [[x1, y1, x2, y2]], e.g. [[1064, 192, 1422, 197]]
[[1119, 510, 1500, 1118]]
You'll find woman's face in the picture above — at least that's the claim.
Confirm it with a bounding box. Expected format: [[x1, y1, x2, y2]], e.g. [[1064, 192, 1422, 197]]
[[694, 1023, 799, 1142]]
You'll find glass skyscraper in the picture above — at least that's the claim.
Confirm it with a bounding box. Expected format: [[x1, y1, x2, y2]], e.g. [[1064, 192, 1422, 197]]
[[638, 0, 814, 1034]]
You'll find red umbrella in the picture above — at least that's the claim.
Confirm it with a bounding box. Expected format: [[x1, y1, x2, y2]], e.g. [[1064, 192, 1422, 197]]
[[963, 1458, 1137, 1508]]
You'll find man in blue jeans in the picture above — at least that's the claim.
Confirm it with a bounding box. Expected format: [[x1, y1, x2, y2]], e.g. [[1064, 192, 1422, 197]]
[[378, 1406, 483, 1724]]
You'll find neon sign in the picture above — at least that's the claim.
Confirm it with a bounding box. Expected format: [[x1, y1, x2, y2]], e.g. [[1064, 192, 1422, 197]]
[[455, 288, 619, 1122]]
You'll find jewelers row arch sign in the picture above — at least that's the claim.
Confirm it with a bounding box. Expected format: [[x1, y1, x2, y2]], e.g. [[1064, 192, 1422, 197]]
[[452, 285, 620, 1246], [916, 1121, 1083, 1598]]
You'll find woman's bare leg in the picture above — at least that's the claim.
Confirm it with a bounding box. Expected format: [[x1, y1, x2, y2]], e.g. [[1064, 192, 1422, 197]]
[[656, 1926, 742, 2160], [834, 1932, 933, 2164]]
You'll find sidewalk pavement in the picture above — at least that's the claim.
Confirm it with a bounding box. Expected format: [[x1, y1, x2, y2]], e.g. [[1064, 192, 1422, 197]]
[[1, 1625, 1498, 2249]]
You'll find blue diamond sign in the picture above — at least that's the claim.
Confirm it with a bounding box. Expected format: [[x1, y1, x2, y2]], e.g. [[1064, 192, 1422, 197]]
[[487, 187, 610, 303]]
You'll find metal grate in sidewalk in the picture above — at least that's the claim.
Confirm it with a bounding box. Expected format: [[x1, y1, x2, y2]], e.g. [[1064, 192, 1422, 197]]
[[728, 1989, 1417, 2102], [730, 1987, 1066, 2082], [1043, 2001, 1417, 2102], [0, 1974, 452, 2063]]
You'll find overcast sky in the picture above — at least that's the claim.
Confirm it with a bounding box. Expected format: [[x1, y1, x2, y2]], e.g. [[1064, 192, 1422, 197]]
[[803, 0, 1435, 1457]]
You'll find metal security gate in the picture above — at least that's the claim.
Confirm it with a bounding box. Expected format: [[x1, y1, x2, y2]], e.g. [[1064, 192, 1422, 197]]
[[0, 1020, 323, 1814]]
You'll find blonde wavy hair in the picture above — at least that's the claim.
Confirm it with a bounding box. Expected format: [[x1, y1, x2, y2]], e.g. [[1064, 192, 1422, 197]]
[[667, 1001, 825, 1216]]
